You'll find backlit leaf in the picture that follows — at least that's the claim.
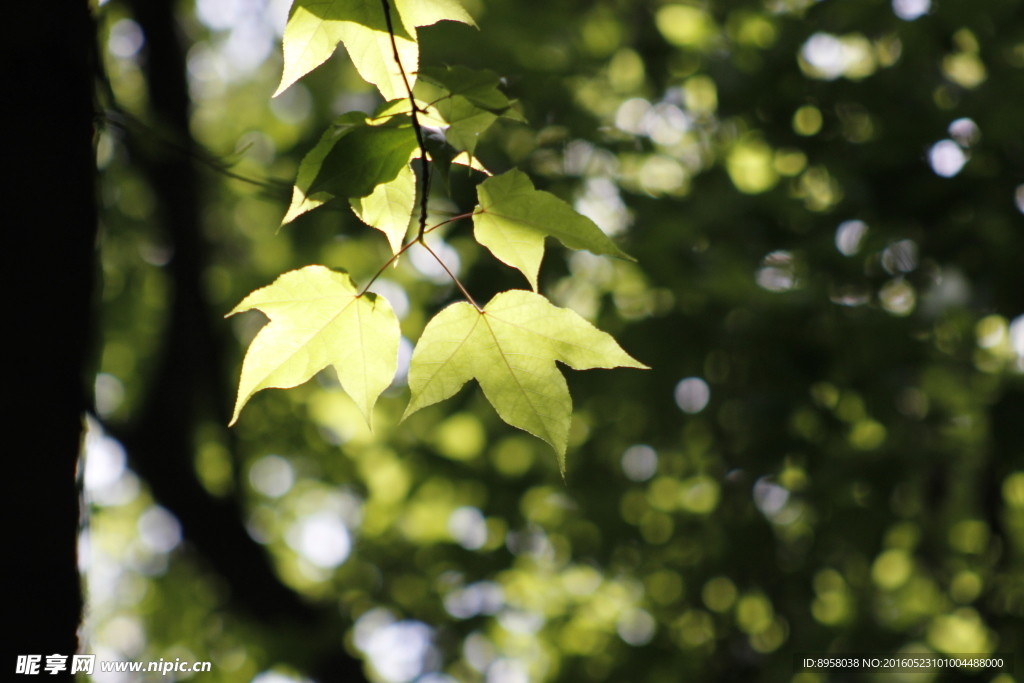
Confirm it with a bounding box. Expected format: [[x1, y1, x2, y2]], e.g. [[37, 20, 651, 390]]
[[350, 163, 416, 253], [403, 289, 646, 465], [276, 0, 417, 100], [419, 65, 511, 112], [228, 265, 399, 427], [276, 0, 475, 100], [308, 120, 418, 197], [473, 169, 634, 290], [282, 112, 367, 226], [394, 0, 475, 31]]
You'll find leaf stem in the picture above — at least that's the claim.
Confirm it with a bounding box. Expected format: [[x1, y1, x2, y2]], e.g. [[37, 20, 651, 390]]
[[379, 0, 431, 241], [424, 210, 481, 235], [420, 240, 481, 310], [359, 239, 418, 296]]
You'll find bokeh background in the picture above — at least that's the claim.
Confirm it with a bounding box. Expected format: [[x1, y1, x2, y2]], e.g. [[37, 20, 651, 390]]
[[83, 0, 1024, 681]]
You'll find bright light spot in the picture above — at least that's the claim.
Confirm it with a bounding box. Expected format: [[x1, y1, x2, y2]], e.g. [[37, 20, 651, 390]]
[[929, 140, 967, 177], [1010, 315, 1024, 358], [621, 445, 658, 481], [267, 0, 292, 36], [1015, 185, 1024, 214], [94, 373, 125, 418], [892, 0, 930, 20], [83, 420, 141, 508], [463, 632, 495, 673], [639, 155, 686, 194], [196, 0, 247, 31], [575, 178, 631, 236], [793, 106, 823, 136], [251, 672, 312, 683], [880, 278, 916, 316], [644, 103, 690, 146], [444, 581, 505, 619], [487, 659, 529, 683], [354, 610, 434, 683], [674, 377, 710, 414], [449, 507, 488, 550], [392, 336, 414, 386], [497, 610, 545, 634], [617, 609, 656, 645], [269, 83, 313, 125], [418, 675, 459, 683], [801, 33, 846, 79], [99, 615, 146, 658], [655, 5, 715, 49], [108, 19, 145, 59], [835, 220, 868, 256], [615, 98, 651, 135], [727, 139, 777, 194], [186, 43, 228, 100], [564, 140, 618, 177], [138, 506, 182, 553], [248, 455, 294, 498], [800, 33, 876, 80], [222, 20, 275, 74], [85, 428, 126, 491], [288, 512, 351, 568], [948, 118, 980, 147], [679, 476, 721, 514], [683, 75, 717, 114], [410, 236, 461, 284], [756, 250, 797, 292], [368, 279, 410, 319], [830, 287, 870, 307], [882, 239, 918, 274], [976, 315, 1008, 349], [753, 477, 789, 517]]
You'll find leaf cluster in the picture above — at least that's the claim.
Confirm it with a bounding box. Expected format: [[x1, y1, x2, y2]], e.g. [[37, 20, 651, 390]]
[[229, 0, 646, 465]]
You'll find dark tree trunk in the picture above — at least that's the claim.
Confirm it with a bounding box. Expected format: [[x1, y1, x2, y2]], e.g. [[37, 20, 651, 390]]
[[6, 1, 96, 678], [109, 0, 369, 680]]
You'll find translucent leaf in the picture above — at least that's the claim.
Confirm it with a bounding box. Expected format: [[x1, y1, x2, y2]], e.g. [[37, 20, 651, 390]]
[[418, 65, 511, 112], [435, 95, 499, 154], [403, 289, 646, 464], [394, 0, 475, 30], [276, 0, 474, 100], [282, 112, 367, 226], [276, 0, 417, 100], [350, 163, 416, 253], [451, 152, 491, 175], [228, 265, 400, 427], [308, 121, 419, 198], [473, 169, 633, 290], [373, 97, 448, 128]]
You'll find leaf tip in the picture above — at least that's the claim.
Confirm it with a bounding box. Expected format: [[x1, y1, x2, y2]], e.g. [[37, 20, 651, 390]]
[[272, 80, 290, 99]]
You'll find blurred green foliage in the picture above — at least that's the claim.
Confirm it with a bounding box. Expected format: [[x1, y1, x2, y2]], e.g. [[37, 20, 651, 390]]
[[85, 0, 1024, 681]]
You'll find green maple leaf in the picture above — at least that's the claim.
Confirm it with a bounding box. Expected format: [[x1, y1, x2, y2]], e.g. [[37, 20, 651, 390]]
[[434, 96, 498, 155], [276, 0, 474, 100], [418, 65, 512, 112], [227, 265, 400, 427], [282, 112, 367, 226], [308, 120, 419, 198], [350, 163, 416, 254], [403, 290, 647, 468], [284, 105, 489, 252], [473, 169, 634, 291]]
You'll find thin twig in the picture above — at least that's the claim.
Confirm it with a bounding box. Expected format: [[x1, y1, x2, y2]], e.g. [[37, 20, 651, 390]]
[[102, 109, 290, 194], [358, 239, 418, 296], [379, 0, 431, 240], [424, 211, 481, 235], [420, 241, 481, 310]]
